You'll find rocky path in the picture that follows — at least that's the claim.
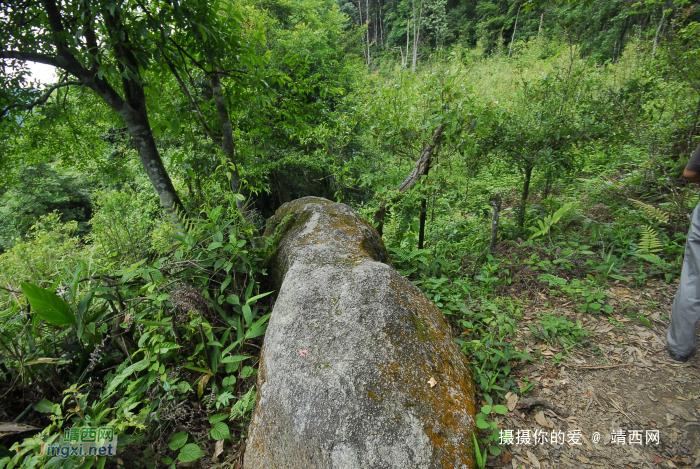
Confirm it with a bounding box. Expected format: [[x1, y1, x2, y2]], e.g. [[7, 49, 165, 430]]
[[489, 280, 700, 469]]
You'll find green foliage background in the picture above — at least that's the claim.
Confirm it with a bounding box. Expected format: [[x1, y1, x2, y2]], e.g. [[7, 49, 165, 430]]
[[2, 0, 700, 467]]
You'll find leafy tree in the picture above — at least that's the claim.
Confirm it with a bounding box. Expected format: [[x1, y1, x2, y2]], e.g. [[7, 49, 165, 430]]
[[486, 69, 584, 227], [0, 0, 259, 224], [0, 163, 92, 251]]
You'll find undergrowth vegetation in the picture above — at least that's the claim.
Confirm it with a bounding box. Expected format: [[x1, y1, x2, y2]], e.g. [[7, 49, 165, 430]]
[[2, 0, 700, 467]]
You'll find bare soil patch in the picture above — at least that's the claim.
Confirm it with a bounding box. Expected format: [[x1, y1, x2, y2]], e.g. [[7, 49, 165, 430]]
[[489, 280, 700, 469]]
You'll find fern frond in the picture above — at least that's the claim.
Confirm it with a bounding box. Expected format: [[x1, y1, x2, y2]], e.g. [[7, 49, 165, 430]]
[[628, 199, 668, 224], [171, 203, 194, 233], [528, 202, 577, 240], [634, 253, 663, 265], [600, 175, 623, 188], [550, 202, 577, 225], [388, 247, 430, 277], [638, 225, 663, 254]]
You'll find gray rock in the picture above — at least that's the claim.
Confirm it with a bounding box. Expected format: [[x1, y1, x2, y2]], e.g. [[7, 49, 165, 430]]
[[244, 197, 477, 469]]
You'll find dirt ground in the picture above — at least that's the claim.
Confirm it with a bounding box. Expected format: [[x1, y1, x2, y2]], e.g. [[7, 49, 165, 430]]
[[488, 280, 700, 469]]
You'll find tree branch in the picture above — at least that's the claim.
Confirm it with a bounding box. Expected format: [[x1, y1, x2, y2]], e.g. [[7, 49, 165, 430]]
[[0, 50, 59, 68], [165, 58, 220, 144], [0, 81, 84, 118], [373, 124, 446, 235]]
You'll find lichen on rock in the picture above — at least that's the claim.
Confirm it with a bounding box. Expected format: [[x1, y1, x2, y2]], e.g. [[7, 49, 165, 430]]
[[244, 197, 477, 469]]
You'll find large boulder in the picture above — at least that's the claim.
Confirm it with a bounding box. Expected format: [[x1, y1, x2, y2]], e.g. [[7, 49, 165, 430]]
[[244, 197, 477, 469]]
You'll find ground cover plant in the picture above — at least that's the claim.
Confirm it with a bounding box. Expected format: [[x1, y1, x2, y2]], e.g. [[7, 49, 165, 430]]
[[2, 0, 700, 467]]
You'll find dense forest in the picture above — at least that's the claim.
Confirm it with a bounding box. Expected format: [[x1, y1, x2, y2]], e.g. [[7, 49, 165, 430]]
[[2, 0, 700, 467]]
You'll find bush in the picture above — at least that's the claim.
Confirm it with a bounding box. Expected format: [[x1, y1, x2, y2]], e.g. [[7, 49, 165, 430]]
[[88, 189, 158, 266]]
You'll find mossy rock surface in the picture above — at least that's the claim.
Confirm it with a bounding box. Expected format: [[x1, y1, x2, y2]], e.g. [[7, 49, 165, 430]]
[[245, 197, 477, 469]]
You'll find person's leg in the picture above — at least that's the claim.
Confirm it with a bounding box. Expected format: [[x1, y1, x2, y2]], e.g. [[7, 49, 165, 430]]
[[668, 203, 700, 358]]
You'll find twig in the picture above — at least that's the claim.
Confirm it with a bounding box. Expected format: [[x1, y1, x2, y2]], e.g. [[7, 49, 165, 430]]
[[606, 394, 637, 424], [0, 285, 21, 294], [0, 81, 84, 118], [516, 397, 569, 417], [467, 246, 490, 275], [570, 364, 627, 370], [12, 404, 33, 423]]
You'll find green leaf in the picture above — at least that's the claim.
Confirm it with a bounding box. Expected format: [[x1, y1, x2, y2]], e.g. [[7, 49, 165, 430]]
[[489, 445, 502, 456], [20, 282, 76, 325], [245, 291, 274, 305], [242, 304, 252, 325], [481, 404, 492, 414], [244, 313, 271, 340], [472, 433, 485, 469], [103, 359, 150, 396], [220, 355, 250, 364], [476, 419, 491, 429], [182, 365, 213, 375], [493, 405, 508, 415], [168, 432, 188, 451], [210, 422, 230, 440], [209, 414, 228, 424], [33, 398, 54, 413], [137, 320, 172, 327], [226, 294, 240, 305], [178, 443, 204, 463], [240, 366, 256, 378], [639, 315, 652, 328], [220, 277, 232, 293]]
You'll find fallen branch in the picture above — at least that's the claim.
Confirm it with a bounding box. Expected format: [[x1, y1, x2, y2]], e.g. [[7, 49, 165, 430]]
[[373, 124, 445, 236], [569, 364, 628, 370], [516, 397, 569, 418]]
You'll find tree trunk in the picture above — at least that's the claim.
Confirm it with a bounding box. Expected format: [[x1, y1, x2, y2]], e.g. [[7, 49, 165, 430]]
[[543, 174, 552, 200], [538, 12, 544, 40], [211, 73, 244, 210], [365, 0, 371, 67], [652, 8, 666, 59], [411, 0, 416, 72], [357, 0, 366, 64], [489, 194, 502, 253], [417, 179, 430, 250], [374, 124, 444, 236], [123, 110, 186, 232], [406, 17, 411, 68], [23, 0, 186, 231], [418, 198, 427, 249], [517, 164, 533, 228], [412, 0, 422, 74], [379, 0, 384, 48], [509, 4, 521, 57]]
